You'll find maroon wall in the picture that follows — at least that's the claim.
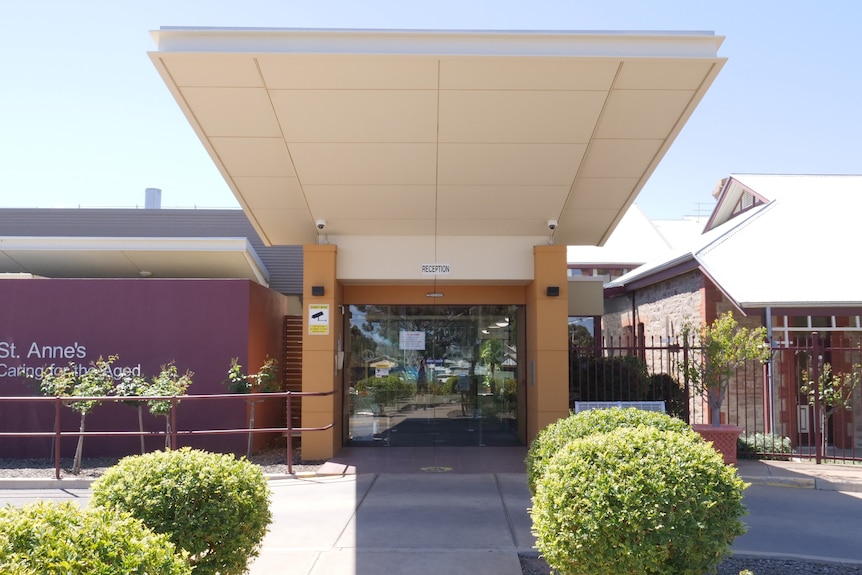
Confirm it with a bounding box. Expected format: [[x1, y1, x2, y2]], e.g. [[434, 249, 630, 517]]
[[0, 278, 288, 459]]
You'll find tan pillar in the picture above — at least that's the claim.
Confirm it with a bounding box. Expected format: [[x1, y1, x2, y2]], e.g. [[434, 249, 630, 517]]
[[525, 245, 569, 444], [301, 244, 342, 460]]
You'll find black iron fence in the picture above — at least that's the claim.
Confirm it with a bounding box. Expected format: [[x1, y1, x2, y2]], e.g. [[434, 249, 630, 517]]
[[571, 332, 862, 464]]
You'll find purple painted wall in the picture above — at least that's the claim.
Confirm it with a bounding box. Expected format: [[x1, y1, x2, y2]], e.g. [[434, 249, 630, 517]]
[[0, 278, 288, 458]]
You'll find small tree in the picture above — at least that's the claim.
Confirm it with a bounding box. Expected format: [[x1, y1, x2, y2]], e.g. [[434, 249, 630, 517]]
[[681, 312, 770, 427], [801, 361, 860, 453], [224, 357, 279, 457], [38, 355, 117, 474], [480, 338, 504, 390], [113, 373, 151, 454], [147, 362, 193, 449]]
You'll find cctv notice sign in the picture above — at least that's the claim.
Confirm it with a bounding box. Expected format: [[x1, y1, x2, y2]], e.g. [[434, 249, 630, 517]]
[[308, 304, 330, 335]]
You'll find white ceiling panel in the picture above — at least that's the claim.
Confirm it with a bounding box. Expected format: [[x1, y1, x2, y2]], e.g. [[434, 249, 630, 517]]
[[437, 186, 569, 219], [438, 90, 606, 144], [566, 178, 641, 210], [595, 90, 695, 139], [556, 210, 620, 245], [437, 143, 586, 186], [579, 139, 663, 179], [162, 54, 263, 87], [271, 90, 438, 143], [615, 60, 718, 90], [321, 219, 436, 236], [435, 219, 541, 236], [258, 54, 439, 89], [303, 185, 436, 219], [180, 87, 280, 137], [210, 137, 295, 177], [288, 143, 437, 185], [251, 209, 318, 245], [232, 177, 305, 209], [439, 58, 619, 90]]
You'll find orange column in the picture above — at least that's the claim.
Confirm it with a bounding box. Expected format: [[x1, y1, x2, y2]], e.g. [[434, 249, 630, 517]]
[[301, 244, 342, 460], [525, 245, 570, 443]]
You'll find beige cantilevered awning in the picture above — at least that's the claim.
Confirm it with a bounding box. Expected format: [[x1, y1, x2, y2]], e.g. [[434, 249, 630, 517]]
[[149, 28, 726, 252]]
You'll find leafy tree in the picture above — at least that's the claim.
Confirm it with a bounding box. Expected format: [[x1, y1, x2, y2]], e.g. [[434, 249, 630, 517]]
[[224, 357, 279, 457], [113, 373, 151, 454], [480, 338, 505, 388], [801, 361, 860, 453], [147, 362, 193, 449], [681, 312, 770, 427], [569, 322, 594, 351], [38, 355, 117, 474]]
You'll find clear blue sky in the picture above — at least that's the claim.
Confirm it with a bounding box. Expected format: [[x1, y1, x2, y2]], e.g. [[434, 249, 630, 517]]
[[1, 1, 860, 220]]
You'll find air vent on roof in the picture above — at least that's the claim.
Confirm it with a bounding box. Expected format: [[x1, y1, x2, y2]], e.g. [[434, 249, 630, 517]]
[[145, 188, 162, 209]]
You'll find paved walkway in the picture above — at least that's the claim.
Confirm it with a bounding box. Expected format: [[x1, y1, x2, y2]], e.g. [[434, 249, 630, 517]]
[[248, 449, 862, 575], [3, 447, 862, 575]]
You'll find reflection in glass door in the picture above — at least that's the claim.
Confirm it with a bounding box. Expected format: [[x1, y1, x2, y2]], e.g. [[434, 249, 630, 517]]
[[344, 305, 522, 447]]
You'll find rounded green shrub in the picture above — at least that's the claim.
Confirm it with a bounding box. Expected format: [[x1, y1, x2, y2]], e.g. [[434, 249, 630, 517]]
[[531, 426, 747, 575], [526, 407, 696, 494], [0, 501, 190, 575], [91, 447, 272, 575]]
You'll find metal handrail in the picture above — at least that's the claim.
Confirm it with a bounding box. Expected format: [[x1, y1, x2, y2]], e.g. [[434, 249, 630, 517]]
[[0, 390, 334, 479]]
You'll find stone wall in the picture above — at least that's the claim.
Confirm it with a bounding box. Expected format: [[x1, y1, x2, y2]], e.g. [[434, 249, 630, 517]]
[[603, 270, 704, 343]]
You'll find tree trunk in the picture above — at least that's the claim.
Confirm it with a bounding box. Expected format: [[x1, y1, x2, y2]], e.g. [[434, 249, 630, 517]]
[[72, 412, 86, 474], [709, 386, 724, 427], [164, 416, 172, 450], [138, 405, 146, 454], [246, 399, 258, 459]]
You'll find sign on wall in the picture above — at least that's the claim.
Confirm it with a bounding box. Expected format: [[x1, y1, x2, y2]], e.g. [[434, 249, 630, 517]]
[[308, 304, 330, 335], [420, 263, 451, 275]]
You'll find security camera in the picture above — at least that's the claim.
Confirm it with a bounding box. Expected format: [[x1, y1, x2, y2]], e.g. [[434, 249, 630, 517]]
[[547, 219, 557, 230], [316, 219, 326, 230]]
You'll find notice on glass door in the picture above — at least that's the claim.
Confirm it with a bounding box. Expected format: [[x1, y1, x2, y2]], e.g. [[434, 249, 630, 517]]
[[308, 304, 330, 335], [399, 330, 426, 350]]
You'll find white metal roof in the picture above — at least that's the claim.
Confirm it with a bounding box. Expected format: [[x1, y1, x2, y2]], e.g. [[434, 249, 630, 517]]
[[608, 174, 862, 310]]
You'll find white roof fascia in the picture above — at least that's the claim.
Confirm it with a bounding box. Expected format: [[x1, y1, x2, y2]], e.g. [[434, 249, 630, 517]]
[[150, 27, 725, 58]]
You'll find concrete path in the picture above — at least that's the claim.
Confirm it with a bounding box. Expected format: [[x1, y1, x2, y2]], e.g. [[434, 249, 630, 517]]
[[3, 451, 862, 574], [250, 473, 532, 575]]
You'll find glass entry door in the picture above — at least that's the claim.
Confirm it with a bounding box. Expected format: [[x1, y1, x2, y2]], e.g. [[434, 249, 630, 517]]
[[344, 304, 522, 447]]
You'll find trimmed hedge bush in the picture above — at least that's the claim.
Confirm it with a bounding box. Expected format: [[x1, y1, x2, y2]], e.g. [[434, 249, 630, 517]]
[[738, 432, 793, 460], [0, 501, 190, 575], [91, 448, 272, 575], [531, 426, 747, 575], [526, 407, 695, 494]]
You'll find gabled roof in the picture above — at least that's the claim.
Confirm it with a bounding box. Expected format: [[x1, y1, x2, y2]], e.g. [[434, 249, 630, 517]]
[[567, 203, 705, 266], [607, 174, 862, 311]]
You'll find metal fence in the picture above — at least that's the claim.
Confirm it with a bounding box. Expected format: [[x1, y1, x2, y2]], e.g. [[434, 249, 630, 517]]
[[571, 332, 862, 464], [0, 391, 334, 478]]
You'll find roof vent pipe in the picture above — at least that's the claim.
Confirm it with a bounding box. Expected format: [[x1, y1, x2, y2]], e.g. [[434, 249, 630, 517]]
[[145, 188, 162, 209]]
